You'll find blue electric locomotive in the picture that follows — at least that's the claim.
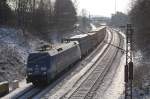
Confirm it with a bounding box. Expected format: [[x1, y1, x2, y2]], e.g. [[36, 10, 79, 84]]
[[26, 41, 81, 85]]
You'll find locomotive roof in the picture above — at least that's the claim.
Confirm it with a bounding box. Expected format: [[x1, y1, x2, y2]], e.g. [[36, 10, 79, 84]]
[[32, 41, 79, 56], [94, 26, 106, 31], [90, 26, 106, 32], [70, 34, 88, 39], [87, 33, 95, 35]]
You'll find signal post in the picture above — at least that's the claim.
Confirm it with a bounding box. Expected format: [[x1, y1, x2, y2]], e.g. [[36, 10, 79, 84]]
[[125, 24, 134, 99]]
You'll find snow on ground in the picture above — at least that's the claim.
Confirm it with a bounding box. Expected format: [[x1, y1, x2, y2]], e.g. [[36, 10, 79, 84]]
[[0, 28, 30, 63], [132, 87, 150, 99], [0, 27, 44, 82], [92, 30, 125, 99], [0, 27, 47, 64], [90, 23, 97, 31], [102, 55, 125, 99]]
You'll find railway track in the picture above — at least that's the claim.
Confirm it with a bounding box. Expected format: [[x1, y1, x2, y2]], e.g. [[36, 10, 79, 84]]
[[59, 28, 121, 99], [46, 28, 113, 99], [2, 85, 44, 99], [93, 29, 125, 99], [12, 87, 43, 99], [31, 28, 112, 99], [55, 28, 124, 99], [84, 29, 124, 99], [2, 27, 118, 99]]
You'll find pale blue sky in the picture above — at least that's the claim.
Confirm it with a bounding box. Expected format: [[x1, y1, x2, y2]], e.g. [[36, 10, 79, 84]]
[[77, 0, 131, 17]]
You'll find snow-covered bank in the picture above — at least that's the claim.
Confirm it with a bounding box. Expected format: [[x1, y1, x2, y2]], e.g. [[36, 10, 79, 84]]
[[0, 27, 44, 82]]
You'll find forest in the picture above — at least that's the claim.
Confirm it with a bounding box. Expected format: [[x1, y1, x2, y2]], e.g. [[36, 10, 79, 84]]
[[130, 0, 150, 97], [0, 0, 77, 41]]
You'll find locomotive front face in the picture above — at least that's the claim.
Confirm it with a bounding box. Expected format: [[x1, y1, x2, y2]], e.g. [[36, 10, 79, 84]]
[[26, 53, 51, 83]]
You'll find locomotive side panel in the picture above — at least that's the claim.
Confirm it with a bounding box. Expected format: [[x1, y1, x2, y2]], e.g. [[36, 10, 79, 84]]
[[54, 44, 81, 74]]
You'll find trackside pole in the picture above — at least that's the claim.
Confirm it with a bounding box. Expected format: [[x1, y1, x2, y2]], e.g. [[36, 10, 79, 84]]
[[125, 24, 134, 99]]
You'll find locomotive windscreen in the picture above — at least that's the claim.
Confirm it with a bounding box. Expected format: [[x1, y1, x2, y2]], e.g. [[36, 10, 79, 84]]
[[27, 53, 51, 68]]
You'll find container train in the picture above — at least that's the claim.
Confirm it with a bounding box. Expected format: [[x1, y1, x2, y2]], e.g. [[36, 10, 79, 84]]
[[26, 27, 106, 85]]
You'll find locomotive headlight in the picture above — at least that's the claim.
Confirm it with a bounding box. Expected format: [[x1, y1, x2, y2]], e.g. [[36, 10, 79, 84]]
[[43, 72, 47, 75], [41, 67, 47, 71], [28, 72, 32, 75], [27, 68, 33, 71]]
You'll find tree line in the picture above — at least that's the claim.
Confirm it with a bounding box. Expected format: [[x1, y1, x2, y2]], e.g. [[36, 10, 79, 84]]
[[0, 0, 77, 41], [130, 0, 150, 60], [110, 12, 129, 27], [130, 0, 150, 91]]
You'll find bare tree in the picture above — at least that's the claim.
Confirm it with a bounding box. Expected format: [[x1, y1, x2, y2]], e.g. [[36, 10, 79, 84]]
[[130, 0, 150, 90], [31, 0, 54, 39], [4, 0, 77, 42], [80, 9, 90, 31], [110, 12, 129, 27], [54, 0, 77, 31], [130, 0, 150, 60], [0, 0, 12, 25]]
